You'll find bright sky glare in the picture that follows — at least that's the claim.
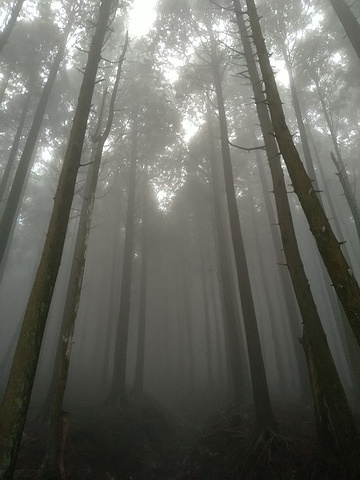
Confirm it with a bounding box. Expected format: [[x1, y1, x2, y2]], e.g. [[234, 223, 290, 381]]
[[128, 0, 158, 37]]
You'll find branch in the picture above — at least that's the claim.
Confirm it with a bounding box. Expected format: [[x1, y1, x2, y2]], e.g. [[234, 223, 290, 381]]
[[229, 141, 265, 152]]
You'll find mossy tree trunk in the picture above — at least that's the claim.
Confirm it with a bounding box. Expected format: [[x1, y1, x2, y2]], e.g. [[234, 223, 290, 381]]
[[0, 1, 115, 478], [244, 0, 360, 349], [242, 0, 360, 476], [38, 33, 128, 480]]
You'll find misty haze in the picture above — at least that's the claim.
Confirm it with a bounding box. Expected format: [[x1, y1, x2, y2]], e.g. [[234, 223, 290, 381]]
[[1, 0, 360, 479]]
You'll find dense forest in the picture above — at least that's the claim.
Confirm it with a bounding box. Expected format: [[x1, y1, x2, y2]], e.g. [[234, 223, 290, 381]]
[[1, 0, 360, 478]]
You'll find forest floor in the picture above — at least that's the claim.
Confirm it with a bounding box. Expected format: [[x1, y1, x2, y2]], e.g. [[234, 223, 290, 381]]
[[14, 397, 351, 480]]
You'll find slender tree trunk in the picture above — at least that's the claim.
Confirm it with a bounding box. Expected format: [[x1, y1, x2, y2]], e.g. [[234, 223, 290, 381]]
[[246, 187, 287, 393], [307, 68, 360, 243], [243, 1, 360, 475], [0, 17, 74, 271], [208, 265, 225, 390], [305, 123, 351, 264], [244, 0, 360, 350], [101, 242, 120, 394], [0, 87, 32, 207], [133, 177, 149, 397], [284, 48, 350, 365], [111, 121, 138, 406], [252, 144, 309, 398], [209, 30, 276, 431], [207, 110, 249, 404], [198, 226, 215, 393], [0, 0, 25, 53], [39, 42, 128, 472], [179, 240, 195, 394], [39, 117, 108, 479], [282, 49, 320, 190], [328, 0, 360, 61], [0, 1, 115, 477], [330, 151, 360, 243]]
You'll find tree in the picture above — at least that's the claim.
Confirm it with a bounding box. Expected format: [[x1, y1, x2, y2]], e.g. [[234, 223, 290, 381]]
[[0, 1, 116, 477], [328, 0, 360, 61], [242, 0, 360, 476], [133, 173, 150, 397], [111, 114, 139, 405], [208, 26, 276, 432], [0, 0, 25, 53], [244, 0, 360, 351], [38, 32, 128, 479], [331, 151, 360, 243], [0, 9, 76, 274]]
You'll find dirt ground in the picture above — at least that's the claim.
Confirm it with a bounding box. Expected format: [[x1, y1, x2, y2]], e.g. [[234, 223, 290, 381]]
[[14, 400, 350, 480]]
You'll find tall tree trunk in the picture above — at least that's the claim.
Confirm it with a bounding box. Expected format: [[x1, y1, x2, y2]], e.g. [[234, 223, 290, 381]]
[[328, 0, 360, 61], [101, 238, 121, 394], [133, 176, 149, 397], [0, 1, 115, 477], [283, 47, 350, 366], [198, 225, 215, 393], [179, 240, 195, 394], [307, 67, 360, 244], [209, 29, 276, 431], [244, 0, 360, 350], [38, 35, 128, 477], [308, 126, 360, 403], [243, 1, 360, 475], [307, 126, 360, 404], [0, 0, 25, 53], [111, 121, 138, 406], [246, 186, 287, 394], [208, 263, 225, 390], [207, 110, 249, 404], [0, 86, 32, 208], [0, 16, 74, 271]]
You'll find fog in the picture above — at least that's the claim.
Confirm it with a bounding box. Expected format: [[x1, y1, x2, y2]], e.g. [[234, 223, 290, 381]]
[[1, 0, 360, 479]]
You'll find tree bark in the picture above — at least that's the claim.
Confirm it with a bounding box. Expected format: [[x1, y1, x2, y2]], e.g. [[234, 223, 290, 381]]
[[0, 1, 115, 477], [244, 0, 360, 350]]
